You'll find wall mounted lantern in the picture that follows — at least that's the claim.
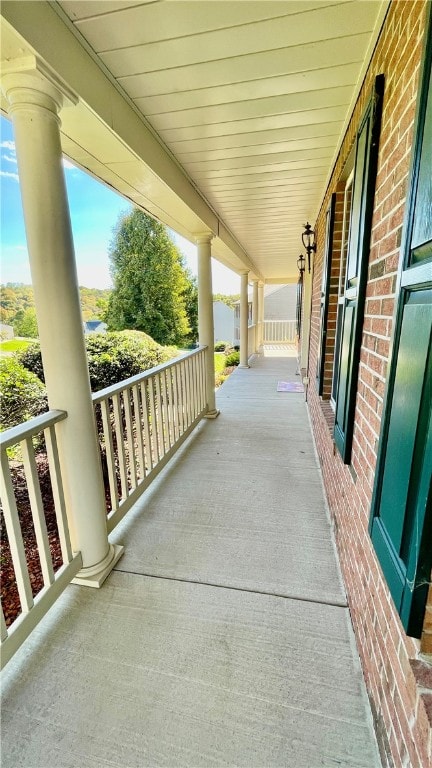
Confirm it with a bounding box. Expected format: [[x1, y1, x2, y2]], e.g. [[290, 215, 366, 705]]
[[297, 253, 306, 275], [301, 222, 316, 273]]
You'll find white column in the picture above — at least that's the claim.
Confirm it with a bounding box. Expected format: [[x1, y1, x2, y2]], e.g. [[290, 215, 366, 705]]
[[239, 271, 250, 368], [258, 282, 265, 348], [196, 233, 219, 418], [252, 280, 259, 353], [1, 62, 123, 586], [252, 280, 259, 326]]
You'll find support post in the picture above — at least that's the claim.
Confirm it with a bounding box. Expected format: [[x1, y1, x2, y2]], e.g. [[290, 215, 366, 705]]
[[196, 233, 219, 418], [252, 280, 258, 352], [300, 268, 313, 374], [1, 61, 123, 586], [258, 282, 265, 348], [239, 271, 250, 368]]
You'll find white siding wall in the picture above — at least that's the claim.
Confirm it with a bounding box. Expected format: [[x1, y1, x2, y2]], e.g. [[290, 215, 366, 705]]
[[213, 301, 235, 345]]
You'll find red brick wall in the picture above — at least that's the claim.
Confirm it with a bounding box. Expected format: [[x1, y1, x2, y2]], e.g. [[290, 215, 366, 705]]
[[307, 2, 431, 766]]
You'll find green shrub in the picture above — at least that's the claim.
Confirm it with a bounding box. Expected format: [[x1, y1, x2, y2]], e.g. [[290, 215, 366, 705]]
[[18, 331, 178, 393], [214, 352, 227, 376], [225, 351, 240, 367], [214, 341, 228, 352], [0, 357, 47, 429], [17, 342, 45, 381]]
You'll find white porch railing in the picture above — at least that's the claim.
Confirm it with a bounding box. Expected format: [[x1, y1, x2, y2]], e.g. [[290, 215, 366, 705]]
[[263, 320, 297, 343], [93, 346, 208, 533], [0, 348, 207, 667], [0, 410, 82, 669]]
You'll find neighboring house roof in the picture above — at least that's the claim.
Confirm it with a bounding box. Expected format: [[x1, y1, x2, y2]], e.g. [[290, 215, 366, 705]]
[[232, 284, 293, 304], [264, 284, 293, 298], [83, 320, 107, 333]]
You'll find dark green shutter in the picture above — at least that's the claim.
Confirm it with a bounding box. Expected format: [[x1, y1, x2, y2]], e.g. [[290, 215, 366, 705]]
[[317, 194, 336, 395], [370, 5, 432, 638], [334, 75, 384, 463]]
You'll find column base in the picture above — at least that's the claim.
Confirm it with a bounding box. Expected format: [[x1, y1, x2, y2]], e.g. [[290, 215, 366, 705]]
[[238, 364, 250, 369], [72, 543, 124, 588], [205, 409, 220, 419]]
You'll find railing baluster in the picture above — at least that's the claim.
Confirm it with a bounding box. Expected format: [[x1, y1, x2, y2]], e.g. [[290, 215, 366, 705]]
[[113, 392, 128, 499], [44, 424, 72, 563], [156, 373, 167, 457], [148, 376, 161, 463], [187, 356, 194, 421], [186, 356, 193, 427], [171, 365, 180, 442], [160, 371, 170, 452], [202, 349, 207, 410], [199, 351, 205, 412], [190, 354, 198, 420], [166, 370, 173, 449], [21, 437, 55, 586], [0, 451, 34, 613], [140, 380, 153, 473], [178, 360, 186, 434], [132, 384, 146, 480], [124, 386, 137, 490], [100, 399, 119, 512], [1, 609, 8, 642]]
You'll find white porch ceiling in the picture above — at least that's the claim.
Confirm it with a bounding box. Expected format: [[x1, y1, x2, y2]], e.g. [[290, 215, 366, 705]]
[[1, 0, 389, 282]]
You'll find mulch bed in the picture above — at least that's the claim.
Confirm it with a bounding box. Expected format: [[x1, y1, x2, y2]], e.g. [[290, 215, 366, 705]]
[[0, 455, 62, 627]]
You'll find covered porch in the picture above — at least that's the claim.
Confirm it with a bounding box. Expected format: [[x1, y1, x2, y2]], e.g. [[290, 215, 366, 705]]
[[1, 349, 380, 768]]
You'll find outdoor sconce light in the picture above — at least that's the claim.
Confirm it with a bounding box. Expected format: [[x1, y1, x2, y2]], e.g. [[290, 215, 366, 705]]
[[297, 253, 305, 275], [301, 222, 316, 273]]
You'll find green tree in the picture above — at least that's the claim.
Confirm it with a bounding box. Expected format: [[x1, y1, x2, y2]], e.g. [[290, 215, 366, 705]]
[[105, 209, 192, 346], [183, 270, 198, 345], [79, 286, 112, 320], [213, 293, 240, 309], [14, 307, 38, 338]]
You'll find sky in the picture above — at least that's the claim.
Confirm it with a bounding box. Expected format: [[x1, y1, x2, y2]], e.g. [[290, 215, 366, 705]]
[[0, 115, 240, 295]]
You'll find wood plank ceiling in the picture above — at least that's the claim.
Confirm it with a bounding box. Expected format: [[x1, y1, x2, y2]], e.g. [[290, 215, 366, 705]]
[[23, 1, 390, 279]]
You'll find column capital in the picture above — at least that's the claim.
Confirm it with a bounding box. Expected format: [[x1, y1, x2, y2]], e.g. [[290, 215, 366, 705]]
[[1, 55, 78, 113], [195, 231, 214, 245]]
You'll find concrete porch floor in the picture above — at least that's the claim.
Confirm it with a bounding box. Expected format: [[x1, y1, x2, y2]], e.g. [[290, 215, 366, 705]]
[[1, 348, 381, 768]]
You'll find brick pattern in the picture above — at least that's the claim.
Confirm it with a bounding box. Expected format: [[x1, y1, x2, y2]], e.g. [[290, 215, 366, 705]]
[[306, 2, 431, 766]]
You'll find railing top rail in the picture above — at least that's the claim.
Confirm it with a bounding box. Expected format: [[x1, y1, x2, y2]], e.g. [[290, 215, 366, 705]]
[[92, 345, 207, 404], [0, 410, 67, 450]]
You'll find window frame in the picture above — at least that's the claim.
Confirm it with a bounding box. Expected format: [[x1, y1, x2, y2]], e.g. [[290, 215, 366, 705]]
[[333, 74, 385, 463], [317, 194, 336, 396]]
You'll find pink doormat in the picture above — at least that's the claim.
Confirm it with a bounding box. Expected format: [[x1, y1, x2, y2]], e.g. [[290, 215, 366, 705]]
[[277, 381, 304, 393]]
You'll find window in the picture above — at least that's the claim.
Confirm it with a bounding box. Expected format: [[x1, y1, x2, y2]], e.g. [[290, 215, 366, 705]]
[[331, 171, 353, 407], [316, 194, 336, 396], [333, 74, 385, 463]]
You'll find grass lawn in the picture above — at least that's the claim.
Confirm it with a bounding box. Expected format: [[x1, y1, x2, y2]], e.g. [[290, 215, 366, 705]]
[[0, 338, 33, 354]]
